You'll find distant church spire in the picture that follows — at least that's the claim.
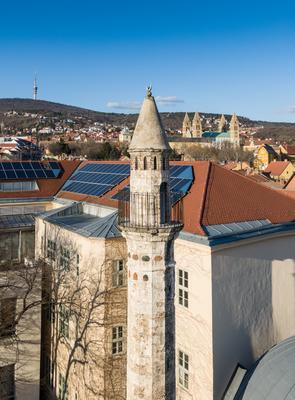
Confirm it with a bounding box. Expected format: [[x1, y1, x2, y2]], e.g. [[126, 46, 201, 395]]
[[33, 75, 38, 100], [230, 113, 240, 143], [192, 112, 203, 137], [182, 112, 191, 137], [218, 114, 227, 132]]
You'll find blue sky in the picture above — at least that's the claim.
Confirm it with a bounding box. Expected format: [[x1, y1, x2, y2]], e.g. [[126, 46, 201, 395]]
[[1, 0, 295, 121]]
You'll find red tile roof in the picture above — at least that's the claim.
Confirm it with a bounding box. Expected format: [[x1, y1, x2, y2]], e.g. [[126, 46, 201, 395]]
[[58, 160, 295, 236], [0, 160, 81, 199], [264, 161, 292, 176], [282, 145, 295, 155]]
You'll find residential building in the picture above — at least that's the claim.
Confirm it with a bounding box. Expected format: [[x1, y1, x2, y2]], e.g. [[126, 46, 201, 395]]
[[264, 160, 295, 183], [254, 143, 279, 170]]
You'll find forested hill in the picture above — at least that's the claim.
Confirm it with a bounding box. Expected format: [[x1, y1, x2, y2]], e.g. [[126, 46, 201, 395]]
[[0, 98, 295, 141]]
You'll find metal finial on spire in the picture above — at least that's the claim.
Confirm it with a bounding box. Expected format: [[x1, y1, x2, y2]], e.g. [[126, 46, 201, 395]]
[[146, 85, 152, 97]]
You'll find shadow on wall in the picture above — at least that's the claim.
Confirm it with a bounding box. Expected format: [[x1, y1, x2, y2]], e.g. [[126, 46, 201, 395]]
[[212, 236, 295, 399]]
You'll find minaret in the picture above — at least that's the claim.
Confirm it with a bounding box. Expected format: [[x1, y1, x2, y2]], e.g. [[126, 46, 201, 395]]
[[33, 75, 38, 100], [120, 87, 181, 400], [230, 113, 240, 144], [192, 112, 203, 137], [218, 114, 227, 132], [182, 112, 191, 137]]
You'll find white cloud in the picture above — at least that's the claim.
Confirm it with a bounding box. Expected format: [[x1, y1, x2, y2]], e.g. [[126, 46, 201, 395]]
[[155, 96, 184, 106], [288, 106, 295, 113], [106, 101, 141, 111], [107, 96, 184, 111]]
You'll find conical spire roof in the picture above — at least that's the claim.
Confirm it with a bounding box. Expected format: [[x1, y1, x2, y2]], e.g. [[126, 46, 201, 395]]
[[184, 112, 190, 123], [230, 112, 238, 123], [129, 88, 169, 151], [193, 112, 201, 121]]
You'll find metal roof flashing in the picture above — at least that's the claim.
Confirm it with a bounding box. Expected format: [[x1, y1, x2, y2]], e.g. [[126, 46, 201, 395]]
[[179, 220, 295, 247]]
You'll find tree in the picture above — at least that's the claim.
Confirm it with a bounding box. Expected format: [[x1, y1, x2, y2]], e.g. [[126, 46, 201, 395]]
[[38, 227, 127, 400]]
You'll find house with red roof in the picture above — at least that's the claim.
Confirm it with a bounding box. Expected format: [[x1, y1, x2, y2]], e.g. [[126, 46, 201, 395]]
[[280, 144, 295, 161], [264, 160, 295, 183], [31, 158, 295, 400]]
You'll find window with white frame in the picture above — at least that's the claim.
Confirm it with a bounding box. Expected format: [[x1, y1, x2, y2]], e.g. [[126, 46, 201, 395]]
[[0, 364, 15, 400], [112, 260, 124, 287], [58, 373, 68, 400], [112, 326, 123, 355], [59, 305, 69, 339], [60, 246, 70, 271], [47, 239, 56, 261], [178, 269, 188, 308], [0, 298, 16, 337], [178, 350, 189, 390]]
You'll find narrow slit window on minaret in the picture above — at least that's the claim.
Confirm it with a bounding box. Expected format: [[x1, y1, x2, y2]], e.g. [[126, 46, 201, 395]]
[[153, 156, 157, 170], [143, 156, 147, 170], [162, 156, 166, 170], [134, 157, 138, 170]]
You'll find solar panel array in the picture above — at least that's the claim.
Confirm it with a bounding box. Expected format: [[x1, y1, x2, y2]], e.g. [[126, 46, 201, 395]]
[[0, 161, 62, 180], [112, 165, 194, 203], [62, 163, 130, 197]]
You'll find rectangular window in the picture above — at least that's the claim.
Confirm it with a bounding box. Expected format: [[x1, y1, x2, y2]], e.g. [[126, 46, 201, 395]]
[[76, 254, 80, 276], [178, 350, 189, 390], [112, 260, 124, 287], [0, 364, 15, 400], [58, 373, 68, 400], [46, 300, 55, 324], [59, 305, 69, 339], [60, 246, 70, 271], [47, 239, 56, 261], [178, 269, 188, 308], [0, 298, 16, 337], [0, 181, 38, 192], [112, 326, 123, 355], [45, 356, 54, 388]]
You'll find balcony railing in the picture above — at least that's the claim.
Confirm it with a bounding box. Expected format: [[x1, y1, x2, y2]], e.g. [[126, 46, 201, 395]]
[[118, 191, 183, 229]]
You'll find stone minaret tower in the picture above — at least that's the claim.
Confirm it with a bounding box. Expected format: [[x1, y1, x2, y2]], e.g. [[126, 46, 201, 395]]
[[33, 75, 38, 100], [192, 112, 202, 137], [182, 112, 191, 137], [121, 87, 181, 400], [230, 113, 240, 144], [218, 114, 227, 132]]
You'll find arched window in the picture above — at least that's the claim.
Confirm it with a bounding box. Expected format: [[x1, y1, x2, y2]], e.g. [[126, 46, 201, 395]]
[[134, 157, 138, 170], [153, 157, 157, 170], [162, 157, 166, 170], [143, 157, 147, 170]]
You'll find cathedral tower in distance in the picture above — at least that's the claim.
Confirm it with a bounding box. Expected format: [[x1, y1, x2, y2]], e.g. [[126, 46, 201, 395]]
[[218, 114, 227, 132], [182, 112, 191, 137], [120, 87, 182, 400], [192, 112, 203, 137], [230, 113, 240, 144]]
